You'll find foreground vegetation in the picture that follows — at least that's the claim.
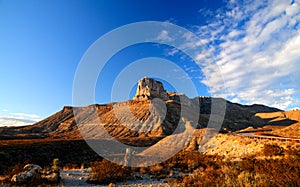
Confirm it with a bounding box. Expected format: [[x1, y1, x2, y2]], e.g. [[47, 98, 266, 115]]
[[86, 143, 300, 186], [174, 150, 300, 186], [1, 137, 300, 186], [0, 139, 102, 175]]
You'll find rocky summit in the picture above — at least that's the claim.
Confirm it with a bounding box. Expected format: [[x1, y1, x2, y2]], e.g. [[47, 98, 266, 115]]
[[133, 77, 169, 101], [133, 77, 193, 105]]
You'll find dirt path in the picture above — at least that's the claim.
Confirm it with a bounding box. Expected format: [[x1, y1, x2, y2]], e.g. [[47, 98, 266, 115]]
[[60, 169, 94, 186], [60, 169, 169, 187]]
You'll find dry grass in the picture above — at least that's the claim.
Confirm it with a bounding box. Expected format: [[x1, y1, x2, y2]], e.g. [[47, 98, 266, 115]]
[[262, 144, 284, 157], [171, 149, 300, 186], [62, 163, 81, 170], [0, 139, 102, 175], [88, 159, 132, 184], [3, 142, 300, 186], [1, 161, 60, 186]]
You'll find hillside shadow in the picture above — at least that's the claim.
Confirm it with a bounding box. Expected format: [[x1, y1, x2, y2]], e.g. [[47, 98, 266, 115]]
[[267, 118, 298, 127]]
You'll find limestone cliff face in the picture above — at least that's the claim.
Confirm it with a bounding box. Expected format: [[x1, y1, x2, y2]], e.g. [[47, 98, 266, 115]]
[[133, 77, 169, 101], [133, 77, 193, 107]]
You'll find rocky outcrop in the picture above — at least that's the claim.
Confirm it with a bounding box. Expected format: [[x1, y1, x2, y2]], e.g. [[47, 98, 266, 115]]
[[11, 163, 61, 184], [11, 164, 42, 183], [133, 77, 169, 101], [133, 77, 192, 106]]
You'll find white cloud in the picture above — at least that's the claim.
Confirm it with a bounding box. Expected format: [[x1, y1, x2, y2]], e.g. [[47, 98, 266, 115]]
[[167, 48, 179, 56], [9, 112, 40, 119], [194, 0, 300, 110], [0, 117, 35, 127], [156, 30, 174, 42], [0, 110, 41, 127]]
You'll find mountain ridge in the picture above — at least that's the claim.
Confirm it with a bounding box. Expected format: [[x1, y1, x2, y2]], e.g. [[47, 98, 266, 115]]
[[0, 77, 283, 142], [0, 100, 281, 141]]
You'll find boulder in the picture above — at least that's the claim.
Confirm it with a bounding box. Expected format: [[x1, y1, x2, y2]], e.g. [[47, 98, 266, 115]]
[[11, 164, 42, 183]]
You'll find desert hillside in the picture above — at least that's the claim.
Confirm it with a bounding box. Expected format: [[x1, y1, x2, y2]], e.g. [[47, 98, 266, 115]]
[[255, 110, 300, 138], [0, 77, 292, 167], [0, 78, 281, 142]]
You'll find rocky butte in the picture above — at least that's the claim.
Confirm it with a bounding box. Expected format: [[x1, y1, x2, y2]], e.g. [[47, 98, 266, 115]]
[[133, 77, 192, 104], [133, 77, 169, 101]]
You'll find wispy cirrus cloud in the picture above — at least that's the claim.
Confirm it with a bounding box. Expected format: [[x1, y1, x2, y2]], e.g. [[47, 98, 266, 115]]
[[195, 0, 300, 110]]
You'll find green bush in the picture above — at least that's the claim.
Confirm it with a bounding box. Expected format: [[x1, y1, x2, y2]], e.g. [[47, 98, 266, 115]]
[[51, 158, 60, 174]]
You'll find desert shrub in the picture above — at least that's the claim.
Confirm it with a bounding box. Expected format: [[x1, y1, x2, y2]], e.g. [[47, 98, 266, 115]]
[[138, 167, 148, 174], [236, 171, 255, 187], [149, 164, 163, 173], [180, 167, 224, 187], [170, 149, 300, 187], [223, 171, 272, 187], [238, 157, 300, 186], [261, 158, 300, 186], [0, 140, 102, 175], [221, 162, 240, 186], [286, 140, 298, 147], [162, 150, 221, 173], [51, 158, 60, 174], [238, 156, 258, 172], [285, 147, 300, 157], [224, 171, 255, 187], [262, 144, 284, 157], [63, 163, 80, 170], [3, 160, 33, 180], [166, 151, 224, 186], [88, 159, 131, 184], [3, 162, 26, 182], [148, 164, 169, 179]]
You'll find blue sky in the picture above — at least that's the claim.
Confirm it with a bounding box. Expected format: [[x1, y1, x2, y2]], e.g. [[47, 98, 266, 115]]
[[0, 0, 300, 126]]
